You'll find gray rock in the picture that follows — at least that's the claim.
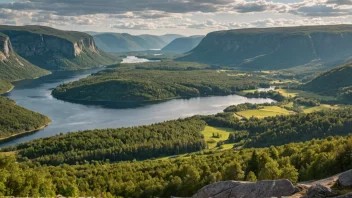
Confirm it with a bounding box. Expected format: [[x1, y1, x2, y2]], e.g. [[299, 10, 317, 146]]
[[334, 193, 352, 198], [339, 170, 352, 187], [192, 181, 244, 198], [306, 185, 336, 198], [192, 179, 297, 198]]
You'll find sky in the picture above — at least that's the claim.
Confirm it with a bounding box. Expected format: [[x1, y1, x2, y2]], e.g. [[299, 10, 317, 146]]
[[0, 0, 352, 35]]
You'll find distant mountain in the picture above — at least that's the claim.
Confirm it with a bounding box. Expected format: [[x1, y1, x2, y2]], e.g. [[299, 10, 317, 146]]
[[0, 32, 50, 93], [162, 35, 204, 54], [159, 34, 184, 44], [93, 33, 183, 52], [302, 62, 352, 100], [0, 25, 116, 71], [178, 25, 352, 70]]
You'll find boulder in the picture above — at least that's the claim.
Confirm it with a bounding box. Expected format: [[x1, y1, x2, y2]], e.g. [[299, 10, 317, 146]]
[[339, 170, 352, 187], [334, 193, 352, 198], [191, 181, 244, 198], [192, 179, 297, 198], [306, 185, 337, 198]]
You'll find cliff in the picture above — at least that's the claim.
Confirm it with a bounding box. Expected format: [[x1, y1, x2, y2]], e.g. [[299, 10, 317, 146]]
[[0, 25, 116, 71], [178, 25, 352, 70], [162, 35, 204, 54], [0, 32, 50, 93]]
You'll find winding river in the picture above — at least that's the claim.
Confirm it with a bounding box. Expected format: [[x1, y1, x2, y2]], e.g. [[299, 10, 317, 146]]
[[1, 56, 274, 147]]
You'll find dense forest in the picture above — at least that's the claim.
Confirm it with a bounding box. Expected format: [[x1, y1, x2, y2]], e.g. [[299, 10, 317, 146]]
[[201, 108, 352, 148], [0, 97, 51, 140], [2, 135, 352, 197], [52, 62, 270, 102], [7, 106, 352, 165], [11, 119, 206, 165], [301, 62, 352, 102]]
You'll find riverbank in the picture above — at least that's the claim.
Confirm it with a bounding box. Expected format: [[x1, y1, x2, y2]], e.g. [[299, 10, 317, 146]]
[[0, 121, 51, 143]]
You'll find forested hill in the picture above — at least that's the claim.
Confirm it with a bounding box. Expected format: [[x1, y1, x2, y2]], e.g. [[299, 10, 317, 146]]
[[13, 118, 206, 165], [93, 33, 183, 52], [178, 25, 352, 70], [301, 62, 352, 100], [0, 25, 117, 71], [161, 35, 204, 53], [0, 97, 51, 140], [51, 61, 270, 103], [0, 32, 50, 94], [3, 128, 352, 197]]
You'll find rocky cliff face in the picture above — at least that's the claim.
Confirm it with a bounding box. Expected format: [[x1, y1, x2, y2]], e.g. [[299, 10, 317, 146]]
[[0, 34, 11, 61], [0, 26, 115, 71], [0, 32, 50, 84], [179, 25, 352, 70]]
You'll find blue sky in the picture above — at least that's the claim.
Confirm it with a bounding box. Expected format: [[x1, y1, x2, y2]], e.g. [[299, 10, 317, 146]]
[[0, 0, 351, 35]]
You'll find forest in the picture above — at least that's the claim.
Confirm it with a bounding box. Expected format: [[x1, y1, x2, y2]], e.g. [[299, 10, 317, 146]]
[[11, 119, 206, 165], [201, 108, 352, 148], [52, 62, 270, 102], [0, 97, 51, 140], [1, 135, 352, 197]]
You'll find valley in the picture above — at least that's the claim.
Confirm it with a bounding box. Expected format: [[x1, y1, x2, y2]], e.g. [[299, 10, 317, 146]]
[[2, 23, 352, 198]]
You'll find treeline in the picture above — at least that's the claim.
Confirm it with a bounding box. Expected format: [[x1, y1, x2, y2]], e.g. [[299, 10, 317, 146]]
[[0, 96, 51, 139], [224, 102, 273, 112], [114, 61, 211, 71], [200, 108, 352, 148], [52, 63, 270, 102], [244, 90, 285, 101], [2, 135, 352, 197], [12, 119, 206, 165]]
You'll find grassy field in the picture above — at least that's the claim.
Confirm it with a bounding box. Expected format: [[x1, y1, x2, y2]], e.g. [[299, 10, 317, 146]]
[[278, 89, 336, 100], [237, 106, 295, 119], [302, 104, 338, 113], [202, 126, 234, 149]]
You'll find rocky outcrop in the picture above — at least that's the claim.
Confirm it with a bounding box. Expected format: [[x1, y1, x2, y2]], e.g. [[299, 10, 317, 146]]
[[306, 185, 337, 198], [338, 170, 352, 187], [179, 25, 352, 70], [192, 179, 297, 198], [0, 34, 11, 61], [0, 25, 115, 71], [335, 193, 352, 198]]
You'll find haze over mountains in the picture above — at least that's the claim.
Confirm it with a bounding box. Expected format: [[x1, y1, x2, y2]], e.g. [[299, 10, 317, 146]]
[[179, 25, 352, 71], [162, 35, 205, 53], [92, 33, 183, 52]]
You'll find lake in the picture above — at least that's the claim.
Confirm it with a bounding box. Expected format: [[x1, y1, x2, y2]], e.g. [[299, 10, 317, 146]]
[[0, 56, 274, 147]]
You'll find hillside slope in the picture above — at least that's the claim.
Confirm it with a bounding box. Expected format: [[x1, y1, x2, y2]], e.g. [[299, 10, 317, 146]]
[[302, 62, 352, 99], [178, 25, 352, 70], [0, 96, 51, 140], [0, 25, 116, 71], [93, 33, 183, 52], [162, 35, 204, 53], [0, 32, 50, 93]]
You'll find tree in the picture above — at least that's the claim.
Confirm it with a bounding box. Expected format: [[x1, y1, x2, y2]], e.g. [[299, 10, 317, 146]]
[[223, 162, 244, 181], [258, 160, 281, 180], [245, 171, 257, 182], [246, 151, 260, 176], [280, 165, 299, 184]]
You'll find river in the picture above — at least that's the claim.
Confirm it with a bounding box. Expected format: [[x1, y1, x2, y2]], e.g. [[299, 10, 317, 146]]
[[1, 56, 274, 147]]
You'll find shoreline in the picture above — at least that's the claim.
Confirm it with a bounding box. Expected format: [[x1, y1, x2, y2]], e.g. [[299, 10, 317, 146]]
[[4, 85, 14, 93], [0, 122, 51, 143]]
